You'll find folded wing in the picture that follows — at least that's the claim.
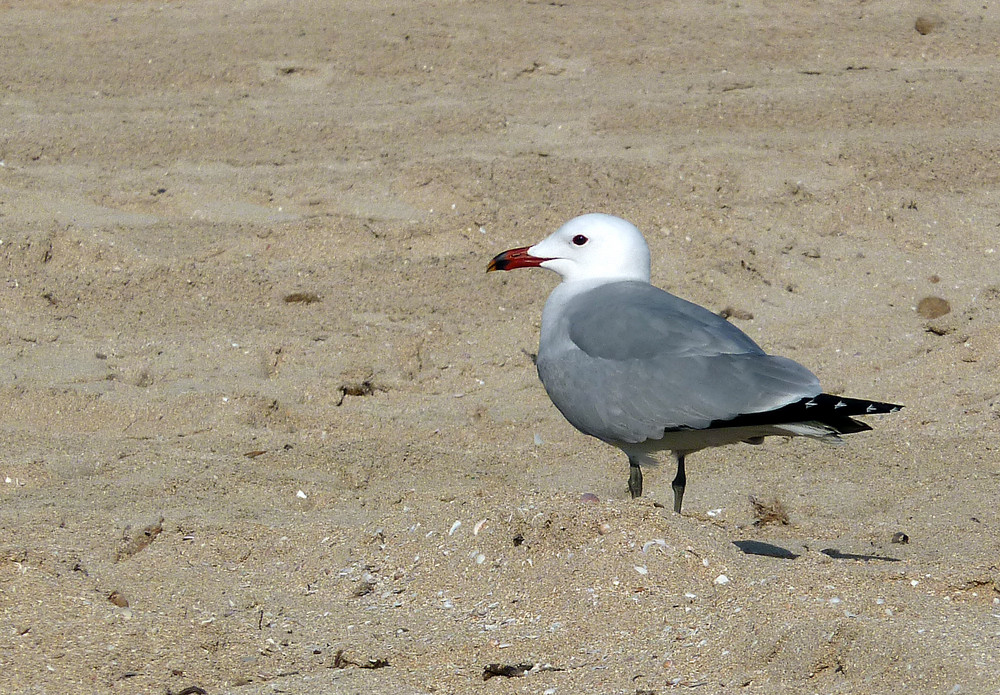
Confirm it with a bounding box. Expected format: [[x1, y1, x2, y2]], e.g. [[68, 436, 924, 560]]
[[537, 282, 822, 445]]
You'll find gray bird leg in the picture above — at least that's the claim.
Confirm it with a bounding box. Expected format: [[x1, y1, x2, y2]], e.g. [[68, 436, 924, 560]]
[[627, 457, 643, 498], [671, 452, 686, 513]]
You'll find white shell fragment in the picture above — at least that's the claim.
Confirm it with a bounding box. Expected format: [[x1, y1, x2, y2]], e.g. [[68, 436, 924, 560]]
[[642, 539, 668, 554]]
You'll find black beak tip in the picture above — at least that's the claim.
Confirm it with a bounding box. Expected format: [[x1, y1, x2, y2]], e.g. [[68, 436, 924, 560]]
[[487, 251, 511, 273]]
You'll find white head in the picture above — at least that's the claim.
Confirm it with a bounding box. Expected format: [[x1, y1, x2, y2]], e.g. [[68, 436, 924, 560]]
[[488, 213, 651, 284]]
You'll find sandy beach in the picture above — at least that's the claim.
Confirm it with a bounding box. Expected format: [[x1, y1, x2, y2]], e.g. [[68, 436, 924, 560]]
[[2, 1, 1000, 692]]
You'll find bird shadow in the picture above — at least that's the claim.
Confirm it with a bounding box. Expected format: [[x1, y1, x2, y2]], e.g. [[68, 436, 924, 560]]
[[819, 548, 901, 562], [732, 540, 799, 559], [732, 540, 900, 562]]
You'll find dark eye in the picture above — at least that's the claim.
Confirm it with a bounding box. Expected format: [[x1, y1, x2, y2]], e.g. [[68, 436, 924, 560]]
[[572, 234, 588, 246]]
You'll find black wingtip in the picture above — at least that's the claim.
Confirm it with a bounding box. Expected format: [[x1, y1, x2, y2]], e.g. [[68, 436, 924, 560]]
[[710, 393, 902, 431], [799, 393, 902, 416]]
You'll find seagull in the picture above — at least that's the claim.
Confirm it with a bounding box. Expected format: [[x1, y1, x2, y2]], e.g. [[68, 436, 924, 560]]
[[487, 213, 901, 513]]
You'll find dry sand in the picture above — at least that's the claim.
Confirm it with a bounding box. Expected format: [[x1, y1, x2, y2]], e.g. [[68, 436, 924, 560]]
[[2, 1, 1000, 693]]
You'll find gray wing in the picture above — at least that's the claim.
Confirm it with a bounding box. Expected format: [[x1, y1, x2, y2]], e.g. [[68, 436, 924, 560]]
[[536, 282, 821, 445]]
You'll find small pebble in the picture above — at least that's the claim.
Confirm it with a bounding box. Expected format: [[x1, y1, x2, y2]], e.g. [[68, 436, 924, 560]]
[[714, 574, 730, 586], [597, 522, 612, 535], [917, 296, 950, 319], [719, 306, 753, 321], [634, 565, 648, 575], [580, 492, 600, 504], [296, 490, 307, 499], [891, 531, 910, 544], [914, 16, 940, 35]]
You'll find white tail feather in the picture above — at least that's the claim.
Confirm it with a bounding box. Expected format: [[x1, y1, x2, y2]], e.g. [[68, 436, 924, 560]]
[[775, 422, 845, 443]]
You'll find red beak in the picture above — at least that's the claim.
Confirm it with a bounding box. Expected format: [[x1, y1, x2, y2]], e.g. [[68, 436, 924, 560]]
[[487, 246, 551, 272]]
